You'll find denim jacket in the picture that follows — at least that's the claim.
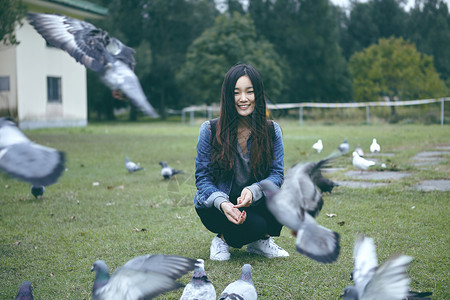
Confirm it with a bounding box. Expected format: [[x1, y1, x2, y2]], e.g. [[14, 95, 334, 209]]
[[194, 119, 284, 210]]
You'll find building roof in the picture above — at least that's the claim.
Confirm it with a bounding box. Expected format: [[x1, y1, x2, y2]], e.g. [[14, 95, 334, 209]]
[[24, 0, 108, 19]]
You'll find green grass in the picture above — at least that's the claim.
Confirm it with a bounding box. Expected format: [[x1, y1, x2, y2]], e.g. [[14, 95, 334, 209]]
[[1, 120, 449, 299]]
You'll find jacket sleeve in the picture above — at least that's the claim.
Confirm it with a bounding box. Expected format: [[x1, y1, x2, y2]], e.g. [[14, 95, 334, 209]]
[[194, 121, 229, 209], [247, 121, 285, 204]]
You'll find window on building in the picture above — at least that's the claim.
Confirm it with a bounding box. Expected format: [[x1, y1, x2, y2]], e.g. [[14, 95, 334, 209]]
[[47, 77, 62, 103], [0, 76, 10, 91]]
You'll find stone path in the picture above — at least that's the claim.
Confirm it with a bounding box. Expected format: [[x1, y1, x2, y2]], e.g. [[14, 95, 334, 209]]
[[325, 147, 449, 191]]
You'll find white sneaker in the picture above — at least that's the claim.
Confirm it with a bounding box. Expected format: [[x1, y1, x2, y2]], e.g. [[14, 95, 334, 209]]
[[246, 237, 289, 258], [210, 235, 230, 261]]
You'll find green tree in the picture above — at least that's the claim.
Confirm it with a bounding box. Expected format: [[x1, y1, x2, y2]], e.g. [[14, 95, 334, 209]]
[[405, 0, 450, 83], [349, 37, 446, 115], [0, 0, 26, 45], [249, 0, 352, 102], [176, 12, 286, 105]]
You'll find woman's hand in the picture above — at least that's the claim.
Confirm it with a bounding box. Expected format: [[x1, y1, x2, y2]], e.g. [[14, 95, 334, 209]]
[[221, 202, 246, 225], [234, 188, 253, 208]]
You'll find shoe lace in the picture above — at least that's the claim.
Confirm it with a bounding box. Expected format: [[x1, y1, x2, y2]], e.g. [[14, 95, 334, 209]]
[[266, 237, 282, 250], [217, 239, 229, 253]]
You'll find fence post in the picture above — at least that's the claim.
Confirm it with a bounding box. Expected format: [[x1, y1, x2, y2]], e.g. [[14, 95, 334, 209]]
[[441, 98, 444, 126], [182, 109, 185, 124], [299, 106, 303, 126], [190, 110, 194, 125], [366, 105, 370, 124]]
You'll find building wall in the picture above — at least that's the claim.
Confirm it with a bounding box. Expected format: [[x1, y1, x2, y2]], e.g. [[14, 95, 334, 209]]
[[15, 21, 88, 129], [0, 42, 18, 116]]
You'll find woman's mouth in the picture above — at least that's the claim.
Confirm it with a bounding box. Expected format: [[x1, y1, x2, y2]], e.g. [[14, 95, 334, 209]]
[[237, 104, 250, 110]]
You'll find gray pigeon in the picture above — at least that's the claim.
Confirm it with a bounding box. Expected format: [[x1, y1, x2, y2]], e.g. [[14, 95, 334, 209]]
[[260, 159, 340, 264], [0, 118, 65, 186], [125, 157, 144, 173], [218, 264, 257, 300], [342, 234, 413, 300], [159, 161, 183, 180], [180, 259, 216, 300], [31, 185, 45, 199], [91, 254, 198, 300], [338, 139, 349, 154], [15, 281, 33, 300], [27, 13, 159, 118]]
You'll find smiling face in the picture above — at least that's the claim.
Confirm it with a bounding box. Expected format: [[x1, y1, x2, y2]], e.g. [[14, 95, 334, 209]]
[[234, 75, 256, 117]]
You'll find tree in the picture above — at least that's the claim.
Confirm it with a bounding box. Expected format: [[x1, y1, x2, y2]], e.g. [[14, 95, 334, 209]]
[[405, 0, 450, 83], [0, 0, 26, 45], [249, 0, 352, 102], [349, 37, 446, 115], [176, 12, 286, 105]]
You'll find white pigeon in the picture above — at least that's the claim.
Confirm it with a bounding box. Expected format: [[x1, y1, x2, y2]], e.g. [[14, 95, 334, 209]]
[[352, 151, 375, 173], [260, 159, 340, 264], [159, 161, 183, 180], [180, 259, 216, 300], [91, 254, 198, 300], [339, 139, 350, 154], [342, 234, 413, 300], [355, 144, 364, 157], [370, 138, 381, 153], [312, 139, 323, 153], [0, 117, 65, 186], [125, 157, 144, 173], [218, 264, 257, 300], [27, 13, 159, 118]]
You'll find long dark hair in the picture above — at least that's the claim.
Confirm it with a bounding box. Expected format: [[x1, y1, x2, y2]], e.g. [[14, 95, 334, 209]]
[[211, 64, 273, 180]]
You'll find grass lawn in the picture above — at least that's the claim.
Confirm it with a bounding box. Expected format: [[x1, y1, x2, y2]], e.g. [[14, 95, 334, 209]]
[[0, 120, 449, 299]]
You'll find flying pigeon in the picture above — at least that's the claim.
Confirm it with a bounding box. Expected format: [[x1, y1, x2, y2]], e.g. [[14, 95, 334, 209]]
[[312, 139, 323, 153], [260, 159, 340, 264], [218, 264, 257, 300], [15, 281, 33, 300], [341, 234, 413, 300], [309, 159, 339, 194], [370, 138, 381, 153], [352, 152, 375, 173], [159, 161, 183, 180], [31, 185, 45, 199], [125, 157, 144, 173], [91, 254, 198, 300], [338, 139, 349, 154], [180, 259, 216, 300], [355, 144, 364, 157], [0, 117, 65, 186], [27, 13, 159, 118]]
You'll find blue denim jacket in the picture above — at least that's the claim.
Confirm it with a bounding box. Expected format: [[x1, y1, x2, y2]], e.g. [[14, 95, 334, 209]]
[[194, 120, 284, 209]]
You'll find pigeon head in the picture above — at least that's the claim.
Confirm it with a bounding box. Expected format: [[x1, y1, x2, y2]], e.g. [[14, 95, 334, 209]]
[[91, 260, 110, 280], [159, 161, 168, 168], [192, 259, 208, 280], [16, 281, 33, 299], [31, 185, 45, 199], [341, 286, 359, 300], [240, 264, 253, 284], [125, 157, 130, 163]]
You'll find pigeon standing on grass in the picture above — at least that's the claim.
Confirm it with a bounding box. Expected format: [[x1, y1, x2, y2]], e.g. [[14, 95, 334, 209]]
[[31, 185, 45, 199], [218, 264, 257, 300], [180, 259, 216, 300], [91, 254, 198, 300], [15, 281, 33, 300], [260, 159, 340, 264], [312, 139, 323, 153], [159, 161, 183, 180], [370, 138, 381, 153], [125, 157, 144, 173], [0, 118, 65, 186], [27, 13, 159, 118], [352, 152, 375, 173], [341, 234, 413, 300], [338, 139, 350, 154]]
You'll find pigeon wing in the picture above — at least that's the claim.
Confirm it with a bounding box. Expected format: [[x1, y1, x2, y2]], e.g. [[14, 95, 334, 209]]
[[97, 268, 183, 300], [352, 235, 379, 293], [27, 13, 108, 72], [362, 254, 413, 300]]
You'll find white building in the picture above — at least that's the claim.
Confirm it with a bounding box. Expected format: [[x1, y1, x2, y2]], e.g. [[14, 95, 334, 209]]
[[0, 0, 107, 129]]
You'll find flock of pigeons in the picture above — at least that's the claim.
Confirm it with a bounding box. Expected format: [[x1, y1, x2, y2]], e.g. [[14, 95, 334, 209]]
[[313, 138, 382, 173], [3, 12, 430, 300]]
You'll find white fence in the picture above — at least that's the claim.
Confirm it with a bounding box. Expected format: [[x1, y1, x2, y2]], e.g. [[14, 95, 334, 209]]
[[181, 97, 450, 126]]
